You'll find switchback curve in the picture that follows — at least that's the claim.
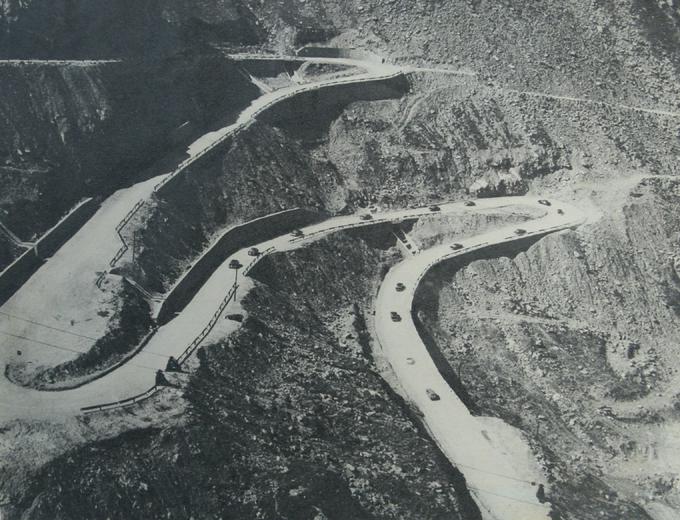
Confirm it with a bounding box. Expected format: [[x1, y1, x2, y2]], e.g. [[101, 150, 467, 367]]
[[374, 198, 586, 520]]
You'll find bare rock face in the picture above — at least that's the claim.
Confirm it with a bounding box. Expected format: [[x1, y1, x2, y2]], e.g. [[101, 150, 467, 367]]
[[469, 168, 527, 197], [416, 177, 680, 517]]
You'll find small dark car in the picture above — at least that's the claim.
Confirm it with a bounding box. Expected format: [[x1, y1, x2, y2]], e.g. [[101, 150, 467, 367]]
[[514, 228, 528, 236], [291, 229, 304, 238], [538, 199, 551, 206], [429, 205, 441, 212], [426, 389, 441, 401], [390, 311, 402, 322], [450, 243, 463, 251], [557, 208, 564, 215], [464, 200, 476, 207], [395, 282, 406, 292], [360, 214, 373, 221], [247, 247, 260, 257]]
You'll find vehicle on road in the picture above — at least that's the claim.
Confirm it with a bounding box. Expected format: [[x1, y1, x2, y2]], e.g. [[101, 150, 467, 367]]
[[291, 229, 304, 238], [248, 247, 260, 256], [538, 199, 551, 206], [429, 205, 441, 212], [426, 388, 441, 401], [390, 311, 402, 322], [406, 357, 415, 365], [360, 214, 373, 221], [464, 200, 476, 207], [395, 282, 406, 292], [450, 243, 463, 251], [514, 228, 527, 236], [369, 206, 378, 213], [557, 208, 564, 215]]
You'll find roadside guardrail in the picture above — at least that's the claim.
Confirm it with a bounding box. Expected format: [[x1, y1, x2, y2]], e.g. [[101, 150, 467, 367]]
[[81, 385, 160, 414]]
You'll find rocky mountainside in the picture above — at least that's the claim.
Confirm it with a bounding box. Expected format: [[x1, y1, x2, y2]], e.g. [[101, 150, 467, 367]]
[[121, 69, 678, 298], [1, 1, 680, 519], [3, 0, 680, 105], [0, 0, 260, 58], [0, 51, 258, 241], [416, 176, 680, 518]]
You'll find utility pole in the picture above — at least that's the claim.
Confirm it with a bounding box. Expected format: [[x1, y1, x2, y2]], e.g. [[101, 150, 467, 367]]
[[229, 259, 243, 298], [132, 230, 137, 263], [535, 415, 545, 437]]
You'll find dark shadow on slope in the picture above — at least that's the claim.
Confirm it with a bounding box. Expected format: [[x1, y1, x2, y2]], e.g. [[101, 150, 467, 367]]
[[412, 232, 555, 409], [259, 74, 410, 141]]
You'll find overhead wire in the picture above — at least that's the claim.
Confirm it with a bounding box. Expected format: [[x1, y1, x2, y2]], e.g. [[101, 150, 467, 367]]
[[0, 330, 161, 373]]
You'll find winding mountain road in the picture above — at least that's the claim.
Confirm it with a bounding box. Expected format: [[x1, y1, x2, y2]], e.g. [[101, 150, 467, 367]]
[[0, 197, 580, 417], [0, 193, 586, 520], [0, 51, 595, 519], [375, 198, 586, 520], [0, 54, 403, 377]]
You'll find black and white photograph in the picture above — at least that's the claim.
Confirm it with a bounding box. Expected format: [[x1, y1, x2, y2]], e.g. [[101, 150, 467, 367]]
[[1, 1, 679, 519]]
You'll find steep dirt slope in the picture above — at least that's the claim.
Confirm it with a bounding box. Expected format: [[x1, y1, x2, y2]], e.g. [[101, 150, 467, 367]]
[[326, 74, 679, 200], [0, 0, 261, 58], [0, 52, 258, 238], [0, 233, 24, 270], [416, 176, 680, 518]]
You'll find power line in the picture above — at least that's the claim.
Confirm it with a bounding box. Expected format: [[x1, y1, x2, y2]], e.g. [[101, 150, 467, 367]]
[[468, 484, 548, 508], [455, 460, 538, 485], [0, 310, 99, 341], [0, 330, 161, 373], [0, 310, 174, 360]]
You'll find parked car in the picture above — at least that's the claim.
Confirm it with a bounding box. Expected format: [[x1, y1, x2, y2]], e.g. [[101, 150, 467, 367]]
[[538, 199, 551, 206], [369, 206, 378, 213], [390, 311, 402, 322], [360, 213, 373, 221], [248, 247, 260, 257], [557, 208, 564, 215], [406, 357, 415, 365], [395, 282, 406, 292], [514, 228, 527, 236], [291, 229, 304, 238], [429, 205, 441, 212], [450, 243, 463, 251], [426, 388, 441, 401], [464, 200, 476, 207]]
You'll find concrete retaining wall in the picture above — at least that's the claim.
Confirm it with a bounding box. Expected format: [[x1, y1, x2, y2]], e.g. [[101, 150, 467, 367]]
[[257, 74, 408, 125], [0, 248, 43, 307], [155, 208, 323, 325], [0, 198, 99, 306], [237, 59, 300, 78], [296, 46, 386, 64]]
